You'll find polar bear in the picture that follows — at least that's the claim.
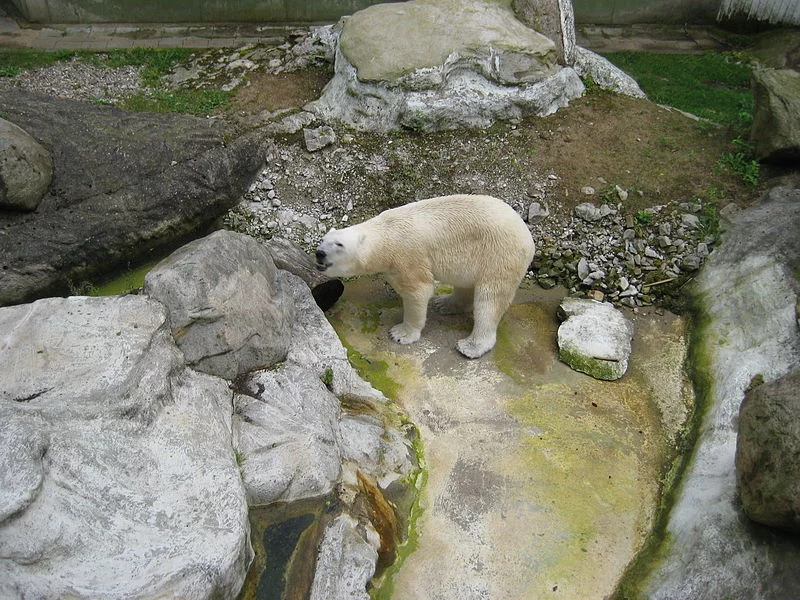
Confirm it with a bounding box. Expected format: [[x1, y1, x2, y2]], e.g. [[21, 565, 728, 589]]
[[315, 194, 535, 358]]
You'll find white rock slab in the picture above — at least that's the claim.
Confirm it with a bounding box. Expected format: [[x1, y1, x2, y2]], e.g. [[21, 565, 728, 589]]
[[557, 297, 634, 380], [0, 295, 251, 600]]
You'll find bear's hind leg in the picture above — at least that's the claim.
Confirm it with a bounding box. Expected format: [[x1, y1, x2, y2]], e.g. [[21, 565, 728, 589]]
[[456, 284, 514, 359], [432, 286, 473, 315], [389, 280, 434, 345]]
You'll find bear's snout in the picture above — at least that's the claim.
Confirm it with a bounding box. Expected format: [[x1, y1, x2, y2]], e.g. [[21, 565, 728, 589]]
[[315, 249, 328, 271]]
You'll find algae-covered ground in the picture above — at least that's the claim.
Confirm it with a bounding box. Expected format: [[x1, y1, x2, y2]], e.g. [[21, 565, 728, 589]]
[[327, 276, 693, 599]]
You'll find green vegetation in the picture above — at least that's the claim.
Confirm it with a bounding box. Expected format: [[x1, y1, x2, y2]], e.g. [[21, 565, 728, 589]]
[[716, 137, 760, 186], [601, 51, 754, 132], [634, 210, 654, 226], [120, 88, 231, 115], [0, 48, 230, 115], [320, 366, 334, 389]]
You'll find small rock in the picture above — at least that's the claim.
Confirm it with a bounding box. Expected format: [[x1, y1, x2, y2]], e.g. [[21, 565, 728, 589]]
[[556, 298, 634, 381], [581, 186, 596, 196], [303, 126, 337, 152], [575, 203, 605, 222], [528, 201, 550, 221], [577, 257, 590, 280], [586, 289, 605, 302], [681, 213, 701, 230]]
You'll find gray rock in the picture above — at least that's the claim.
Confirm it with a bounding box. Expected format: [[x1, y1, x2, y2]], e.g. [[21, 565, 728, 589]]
[[233, 362, 342, 505], [0, 89, 270, 307], [307, 0, 584, 132], [144, 230, 292, 380], [0, 295, 251, 599], [577, 256, 590, 280], [640, 186, 800, 599], [573, 46, 646, 98], [557, 297, 634, 380], [575, 201, 614, 221], [231, 271, 417, 505], [751, 68, 800, 162], [681, 213, 701, 229], [309, 514, 379, 600], [527, 201, 550, 221], [304, 125, 337, 152], [736, 369, 800, 532], [0, 117, 53, 211]]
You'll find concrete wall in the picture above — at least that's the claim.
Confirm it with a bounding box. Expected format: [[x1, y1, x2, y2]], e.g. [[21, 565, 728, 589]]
[[8, 0, 388, 23], [573, 0, 720, 24], [4, 0, 762, 25]]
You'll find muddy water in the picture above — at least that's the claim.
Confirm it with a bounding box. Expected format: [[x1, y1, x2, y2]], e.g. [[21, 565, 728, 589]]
[[327, 276, 694, 600]]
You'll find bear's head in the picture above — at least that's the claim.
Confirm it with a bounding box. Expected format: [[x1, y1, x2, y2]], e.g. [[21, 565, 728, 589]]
[[315, 227, 367, 277]]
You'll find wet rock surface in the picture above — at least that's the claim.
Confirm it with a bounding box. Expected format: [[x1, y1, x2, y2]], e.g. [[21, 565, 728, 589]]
[[0, 89, 271, 306], [327, 277, 694, 599], [633, 185, 800, 600]]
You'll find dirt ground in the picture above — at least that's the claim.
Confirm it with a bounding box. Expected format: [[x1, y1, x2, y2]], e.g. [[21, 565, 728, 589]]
[[228, 67, 765, 221]]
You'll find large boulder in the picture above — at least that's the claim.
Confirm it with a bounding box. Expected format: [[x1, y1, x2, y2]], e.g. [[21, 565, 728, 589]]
[[0, 117, 53, 211], [0, 231, 422, 599], [736, 368, 800, 532], [0, 89, 271, 307], [144, 230, 293, 380], [637, 186, 800, 599], [233, 268, 418, 506], [750, 68, 800, 162], [308, 0, 585, 131], [557, 297, 634, 380], [0, 295, 252, 599]]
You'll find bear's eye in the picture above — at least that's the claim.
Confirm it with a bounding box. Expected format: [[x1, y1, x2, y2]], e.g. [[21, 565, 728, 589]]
[[335, 242, 344, 248]]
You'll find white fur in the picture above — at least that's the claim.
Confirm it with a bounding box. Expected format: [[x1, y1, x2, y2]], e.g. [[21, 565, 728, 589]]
[[316, 194, 535, 358]]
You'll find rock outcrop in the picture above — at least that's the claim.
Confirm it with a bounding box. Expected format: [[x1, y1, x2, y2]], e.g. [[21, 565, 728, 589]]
[[0, 117, 53, 212], [0, 89, 271, 307], [308, 0, 585, 131], [736, 368, 800, 532], [0, 230, 420, 599], [635, 186, 800, 599], [0, 295, 252, 600], [751, 68, 800, 162], [556, 297, 634, 380], [144, 230, 293, 380]]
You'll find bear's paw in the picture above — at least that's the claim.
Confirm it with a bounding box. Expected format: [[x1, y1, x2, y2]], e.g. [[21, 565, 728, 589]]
[[389, 323, 422, 345]]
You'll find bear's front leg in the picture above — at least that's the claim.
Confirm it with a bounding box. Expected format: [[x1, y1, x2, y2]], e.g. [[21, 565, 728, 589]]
[[388, 277, 434, 345]]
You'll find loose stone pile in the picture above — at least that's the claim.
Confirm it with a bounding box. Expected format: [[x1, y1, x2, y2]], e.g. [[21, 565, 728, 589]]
[[165, 26, 337, 91], [531, 196, 719, 308], [227, 160, 720, 311]]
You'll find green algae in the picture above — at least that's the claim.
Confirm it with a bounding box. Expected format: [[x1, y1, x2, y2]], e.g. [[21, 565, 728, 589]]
[[559, 345, 621, 381], [369, 441, 428, 600], [610, 299, 715, 599], [505, 381, 658, 594], [493, 301, 556, 384]]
